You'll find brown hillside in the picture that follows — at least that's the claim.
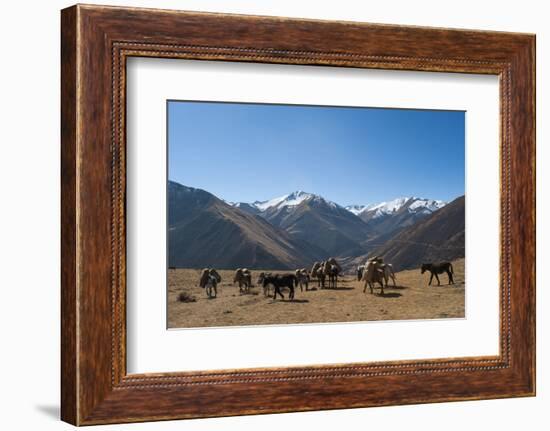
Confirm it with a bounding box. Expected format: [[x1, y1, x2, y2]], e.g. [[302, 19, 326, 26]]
[[168, 182, 324, 269], [368, 195, 465, 271]]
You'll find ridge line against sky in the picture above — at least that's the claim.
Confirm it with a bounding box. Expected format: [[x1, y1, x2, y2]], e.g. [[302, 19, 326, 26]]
[[168, 101, 465, 205], [169, 179, 462, 208]]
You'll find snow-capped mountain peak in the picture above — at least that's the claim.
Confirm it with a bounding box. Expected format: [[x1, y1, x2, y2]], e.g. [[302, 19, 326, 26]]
[[252, 190, 340, 211], [229, 192, 446, 218], [252, 191, 308, 211], [346, 197, 446, 219], [369, 197, 410, 216], [407, 198, 446, 213], [345, 204, 369, 216]]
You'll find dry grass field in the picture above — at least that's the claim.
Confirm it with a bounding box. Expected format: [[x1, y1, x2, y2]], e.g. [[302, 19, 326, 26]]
[[167, 259, 465, 329]]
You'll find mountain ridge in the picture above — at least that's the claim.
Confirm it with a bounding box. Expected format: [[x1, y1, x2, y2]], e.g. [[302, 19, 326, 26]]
[[169, 181, 463, 271], [364, 195, 465, 271], [168, 182, 325, 269]]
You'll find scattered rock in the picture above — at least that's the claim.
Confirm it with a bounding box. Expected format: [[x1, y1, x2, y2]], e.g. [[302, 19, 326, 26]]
[[177, 292, 197, 303]]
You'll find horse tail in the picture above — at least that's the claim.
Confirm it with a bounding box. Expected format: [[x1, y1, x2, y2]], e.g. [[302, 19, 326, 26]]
[[449, 263, 454, 274]]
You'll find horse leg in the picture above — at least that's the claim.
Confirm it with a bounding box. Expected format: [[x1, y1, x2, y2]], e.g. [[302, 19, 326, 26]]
[[429, 273, 434, 285], [363, 281, 367, 293], [447, 270, 454, 285], [435, 273, 441, 286]]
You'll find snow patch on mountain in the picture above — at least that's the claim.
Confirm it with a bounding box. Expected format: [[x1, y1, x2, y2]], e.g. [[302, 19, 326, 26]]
[[369, 197, 410, 216], [229, 191, 446, 218], [408, 198, 446, 213], [247, 191, 338, 212], [345, 205, 369, 215], [346, 197, 447, 218]]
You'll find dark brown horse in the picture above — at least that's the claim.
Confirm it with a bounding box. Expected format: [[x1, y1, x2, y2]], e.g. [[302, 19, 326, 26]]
[[261, 274, 296, 300], [421, 262, 454, 286]]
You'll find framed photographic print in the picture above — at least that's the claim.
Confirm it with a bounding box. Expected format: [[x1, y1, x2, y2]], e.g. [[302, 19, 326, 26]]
[[164, 100, 464, 330], [61, 4, 535, 425]]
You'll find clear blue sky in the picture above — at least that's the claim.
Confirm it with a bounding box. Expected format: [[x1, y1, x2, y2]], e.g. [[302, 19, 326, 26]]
[[168, 101, 465, 206]]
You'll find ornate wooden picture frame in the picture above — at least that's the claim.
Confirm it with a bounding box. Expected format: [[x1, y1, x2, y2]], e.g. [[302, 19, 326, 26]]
[[61, 4, 535, 425]]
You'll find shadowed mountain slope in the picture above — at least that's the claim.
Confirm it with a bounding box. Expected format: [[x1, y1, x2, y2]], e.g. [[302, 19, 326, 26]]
[[168, 182, 324, 269], [366, 195, 465, 271]]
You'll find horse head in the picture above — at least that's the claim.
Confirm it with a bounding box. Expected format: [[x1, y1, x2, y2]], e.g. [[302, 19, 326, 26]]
[[209, 269, 222, 283]]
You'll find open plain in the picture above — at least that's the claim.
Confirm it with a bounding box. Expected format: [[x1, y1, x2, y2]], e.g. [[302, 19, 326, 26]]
[[167, 259, 465, 329]]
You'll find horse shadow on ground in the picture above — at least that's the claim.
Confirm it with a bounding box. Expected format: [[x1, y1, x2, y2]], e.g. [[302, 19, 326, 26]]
[[269, 299, 310, 304], [386, 285, 408, 290], [314, 286, 355, 291], [375, 292, 402, 298]]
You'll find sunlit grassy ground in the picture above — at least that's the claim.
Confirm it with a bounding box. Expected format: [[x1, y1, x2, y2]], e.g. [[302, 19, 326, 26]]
[[167, 259, 465, 329]]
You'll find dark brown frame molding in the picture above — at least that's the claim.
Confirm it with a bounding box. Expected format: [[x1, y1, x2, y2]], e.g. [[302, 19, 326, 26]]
[[61, 4, 536, 425]]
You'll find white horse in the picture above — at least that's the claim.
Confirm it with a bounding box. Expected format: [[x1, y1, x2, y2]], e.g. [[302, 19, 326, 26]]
[[295, 268, 310, 291], [358, 259, 397, 288], [199, 268, 221, 298], [361, 260, 386, 295], [233, 268, 252, 294], [382, 264, 397, 287]]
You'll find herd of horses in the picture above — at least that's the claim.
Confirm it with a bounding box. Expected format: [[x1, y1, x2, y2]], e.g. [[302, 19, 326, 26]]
[[196, 258, 455, 299]]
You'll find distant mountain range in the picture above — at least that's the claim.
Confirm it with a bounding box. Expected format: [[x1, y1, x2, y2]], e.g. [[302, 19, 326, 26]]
[[168, 180, 464, 271], [364, 196, 465, 271], [346, 197, 446, 237], [168, 182, 325, 269], [247, 191, 373, 257]]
